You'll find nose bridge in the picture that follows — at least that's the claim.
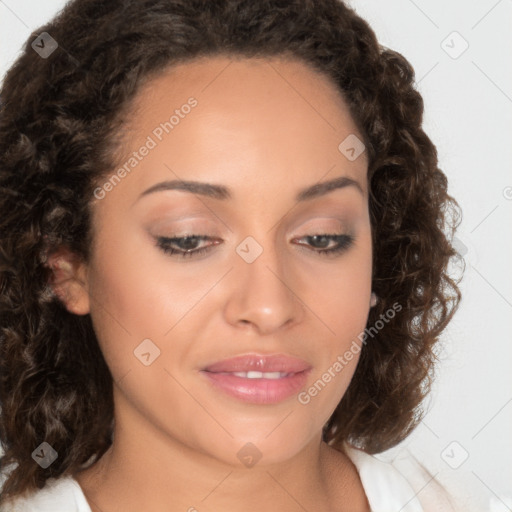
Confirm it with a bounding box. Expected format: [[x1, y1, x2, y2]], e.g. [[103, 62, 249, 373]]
[[225, 230, 303, 332], [238, 232, 286, 288]]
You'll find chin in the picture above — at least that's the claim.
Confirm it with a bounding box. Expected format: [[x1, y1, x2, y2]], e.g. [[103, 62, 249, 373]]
[[200, 426, 317, 469]]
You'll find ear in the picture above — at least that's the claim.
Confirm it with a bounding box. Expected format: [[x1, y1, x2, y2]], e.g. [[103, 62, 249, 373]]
[[46, 246, 90, 315]]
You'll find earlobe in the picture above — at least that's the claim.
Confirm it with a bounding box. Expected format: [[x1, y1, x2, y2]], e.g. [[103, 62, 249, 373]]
[[46, 247, 90, 315]]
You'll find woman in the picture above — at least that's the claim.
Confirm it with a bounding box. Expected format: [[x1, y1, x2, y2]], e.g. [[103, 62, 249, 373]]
[[0, 0, 463, 510]]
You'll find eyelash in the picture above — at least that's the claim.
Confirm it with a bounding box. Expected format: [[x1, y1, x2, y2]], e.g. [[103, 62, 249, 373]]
[[155, 233, 355, 259]]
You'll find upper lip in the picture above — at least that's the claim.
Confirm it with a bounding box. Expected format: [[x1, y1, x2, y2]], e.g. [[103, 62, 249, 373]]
[[202, 353, 312, 374]]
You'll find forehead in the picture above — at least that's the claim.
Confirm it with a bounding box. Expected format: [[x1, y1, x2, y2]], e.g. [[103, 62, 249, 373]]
[[129, 55, 363, 141], [102, 55, 368, 207]]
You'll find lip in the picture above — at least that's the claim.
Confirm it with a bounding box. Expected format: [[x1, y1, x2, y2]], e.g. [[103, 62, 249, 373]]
[[200, 353, 312, 405], [202, 353, 312, 373]]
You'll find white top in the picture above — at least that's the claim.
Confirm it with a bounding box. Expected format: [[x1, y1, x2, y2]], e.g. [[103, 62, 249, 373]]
[[0, 445, 455, 512]]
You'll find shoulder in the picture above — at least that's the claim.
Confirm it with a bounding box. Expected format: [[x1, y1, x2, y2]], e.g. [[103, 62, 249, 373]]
[[0, 463, 91, 512], [343, 443, 457, 512]]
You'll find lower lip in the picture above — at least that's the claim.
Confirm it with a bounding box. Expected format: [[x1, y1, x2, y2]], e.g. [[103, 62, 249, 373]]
[[200, 370, 310, 404]]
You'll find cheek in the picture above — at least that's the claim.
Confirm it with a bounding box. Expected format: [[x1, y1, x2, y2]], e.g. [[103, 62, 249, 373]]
[[88, 224, 179, 328], [310, 232, 373, 335], [85, 232, 166, 375], [301, 232, 372, 400], [85, 226, 217, 384]]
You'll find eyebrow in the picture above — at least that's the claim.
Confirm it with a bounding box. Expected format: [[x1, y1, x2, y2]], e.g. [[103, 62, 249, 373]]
[[138, 175, 364, 203]]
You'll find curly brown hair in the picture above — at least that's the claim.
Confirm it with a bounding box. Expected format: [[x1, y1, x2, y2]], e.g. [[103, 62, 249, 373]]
[[0, 0, 463, 503]]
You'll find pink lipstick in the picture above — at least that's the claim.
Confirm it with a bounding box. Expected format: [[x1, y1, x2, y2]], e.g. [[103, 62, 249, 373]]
[[200, 354, 312, 405]]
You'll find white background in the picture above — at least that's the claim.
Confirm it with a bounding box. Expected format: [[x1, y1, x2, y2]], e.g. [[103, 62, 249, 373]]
[[1, 1, 511, 510]]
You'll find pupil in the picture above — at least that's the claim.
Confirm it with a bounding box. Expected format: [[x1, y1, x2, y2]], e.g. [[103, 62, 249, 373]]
[[181, 236, 199, 250], [310, 235, 329, 249]]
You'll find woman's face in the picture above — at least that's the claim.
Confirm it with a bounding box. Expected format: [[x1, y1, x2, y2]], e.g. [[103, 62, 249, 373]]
[[79, 56, 373, 467]]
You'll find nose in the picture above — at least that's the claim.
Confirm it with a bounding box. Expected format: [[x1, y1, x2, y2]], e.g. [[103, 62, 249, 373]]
[[223, 236, 305, 335]]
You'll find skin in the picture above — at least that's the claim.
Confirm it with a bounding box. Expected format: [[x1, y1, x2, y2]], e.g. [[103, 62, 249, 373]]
[[52, 55, 373, 512]]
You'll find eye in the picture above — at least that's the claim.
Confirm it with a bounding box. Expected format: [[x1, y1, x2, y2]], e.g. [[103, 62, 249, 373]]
[[155, 233, 355, 259], [294, 233, 355, 257], [156, 235, 219, 258]]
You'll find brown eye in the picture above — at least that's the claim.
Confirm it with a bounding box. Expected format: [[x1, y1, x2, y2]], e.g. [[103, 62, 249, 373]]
[[295, 234, 355, 256], [156, 235, 219, 258]]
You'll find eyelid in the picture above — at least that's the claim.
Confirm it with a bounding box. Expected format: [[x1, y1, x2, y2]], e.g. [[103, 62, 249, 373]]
[[151, 217, 352, 244], [301, 221, 351, 235], [154, 232, 355, 260], [290, 214, 349, 230]]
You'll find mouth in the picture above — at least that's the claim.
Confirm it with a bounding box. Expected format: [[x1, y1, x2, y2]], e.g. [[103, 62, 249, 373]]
[[200, 353, 312, 405], [220, 371, 293, 379]]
